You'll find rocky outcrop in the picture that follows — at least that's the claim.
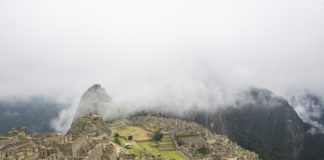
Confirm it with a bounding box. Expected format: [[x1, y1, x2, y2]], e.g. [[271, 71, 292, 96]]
[[67, 112, 111, 137]]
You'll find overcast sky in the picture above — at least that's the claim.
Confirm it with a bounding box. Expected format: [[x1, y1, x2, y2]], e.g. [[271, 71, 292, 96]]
[[1, 0, 324, 102]]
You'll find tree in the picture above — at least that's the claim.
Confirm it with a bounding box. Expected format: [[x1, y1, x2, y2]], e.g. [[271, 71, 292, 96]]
[[113, 133, 121, 145], [153, 130, 163, 141], [114, 132, 119, 138]]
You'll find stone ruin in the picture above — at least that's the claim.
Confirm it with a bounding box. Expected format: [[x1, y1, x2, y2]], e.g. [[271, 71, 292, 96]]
[[2, 142, 39, 160], [0, 112, 120, 160], [119, 152, 135, 160], [88, 112, 103, 121], [7, 127, 27, 137], [128, 116, 253, 160]]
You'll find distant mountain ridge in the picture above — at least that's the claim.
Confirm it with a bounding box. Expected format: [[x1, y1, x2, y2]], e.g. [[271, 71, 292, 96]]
[[183, 88, 324, 160]]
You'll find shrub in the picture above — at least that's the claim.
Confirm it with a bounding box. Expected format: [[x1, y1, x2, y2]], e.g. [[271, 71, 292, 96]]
[[153, 130, 163, 141], [113, 137, 121, 145], [114, 132, 119, 138]]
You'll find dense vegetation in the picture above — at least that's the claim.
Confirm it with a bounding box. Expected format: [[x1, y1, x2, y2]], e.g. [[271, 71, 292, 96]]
[[0, 96, 66, 134]]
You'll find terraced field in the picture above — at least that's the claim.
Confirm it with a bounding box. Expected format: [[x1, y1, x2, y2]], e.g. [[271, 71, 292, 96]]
[[158, 133, 176, 151], [109, 120, 187, 160], [137, 141, 186, 160]]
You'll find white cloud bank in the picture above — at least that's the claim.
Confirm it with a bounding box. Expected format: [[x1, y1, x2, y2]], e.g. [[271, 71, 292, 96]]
[[1, 0, 324, 132]]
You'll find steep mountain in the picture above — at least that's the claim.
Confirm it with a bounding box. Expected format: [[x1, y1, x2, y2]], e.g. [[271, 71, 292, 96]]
[[74, 84, 112, 120], [184, 88, 324, 160]]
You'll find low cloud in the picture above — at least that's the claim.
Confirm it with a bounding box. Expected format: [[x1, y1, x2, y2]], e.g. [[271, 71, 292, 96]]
[[0, 0, 324, 132], [289, 91, 324, 133]]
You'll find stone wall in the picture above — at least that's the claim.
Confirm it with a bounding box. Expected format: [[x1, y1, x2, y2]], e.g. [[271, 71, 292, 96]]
[[57, 143, 73, 156], [101, 143, 118, 160], [84, 144, 102, 160]]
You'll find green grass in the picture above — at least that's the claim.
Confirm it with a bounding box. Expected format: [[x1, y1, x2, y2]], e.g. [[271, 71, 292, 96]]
[[111, 125, 152, 141], [117, 137, 186, 160], [110, 120, 187, 160], [136, 141, 186, 160]]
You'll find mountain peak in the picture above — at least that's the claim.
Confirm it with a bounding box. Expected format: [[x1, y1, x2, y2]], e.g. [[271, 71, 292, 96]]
[[89, 83, 102, 90], [73, 84, 112, 120]]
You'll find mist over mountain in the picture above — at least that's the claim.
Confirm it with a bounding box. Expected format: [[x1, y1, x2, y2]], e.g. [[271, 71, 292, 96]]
[[182, 88, 305, 160], [1, 0, 324, 102], [1, 0, 324, 138], [1, 0, 324, 159], [289, 92, 324, 133], [1, 84, 324, 160], [134, 87, 323, 160], [0, 96, 68, 134], [54, 84, 324, 160]]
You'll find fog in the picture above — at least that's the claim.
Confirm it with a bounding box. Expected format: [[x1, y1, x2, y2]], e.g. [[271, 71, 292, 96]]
[[1, 0, 324, 132]]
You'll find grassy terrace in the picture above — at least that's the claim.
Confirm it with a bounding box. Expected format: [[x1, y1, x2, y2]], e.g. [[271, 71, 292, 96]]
[[158, 133, 176, 151], [109, 120, 187, 160], [114, 126, 151, 141]]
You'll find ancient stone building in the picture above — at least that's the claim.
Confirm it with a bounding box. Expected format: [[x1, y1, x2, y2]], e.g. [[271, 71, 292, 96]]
[[88, 112, 103, 121], [119, 153, 135, 160]]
